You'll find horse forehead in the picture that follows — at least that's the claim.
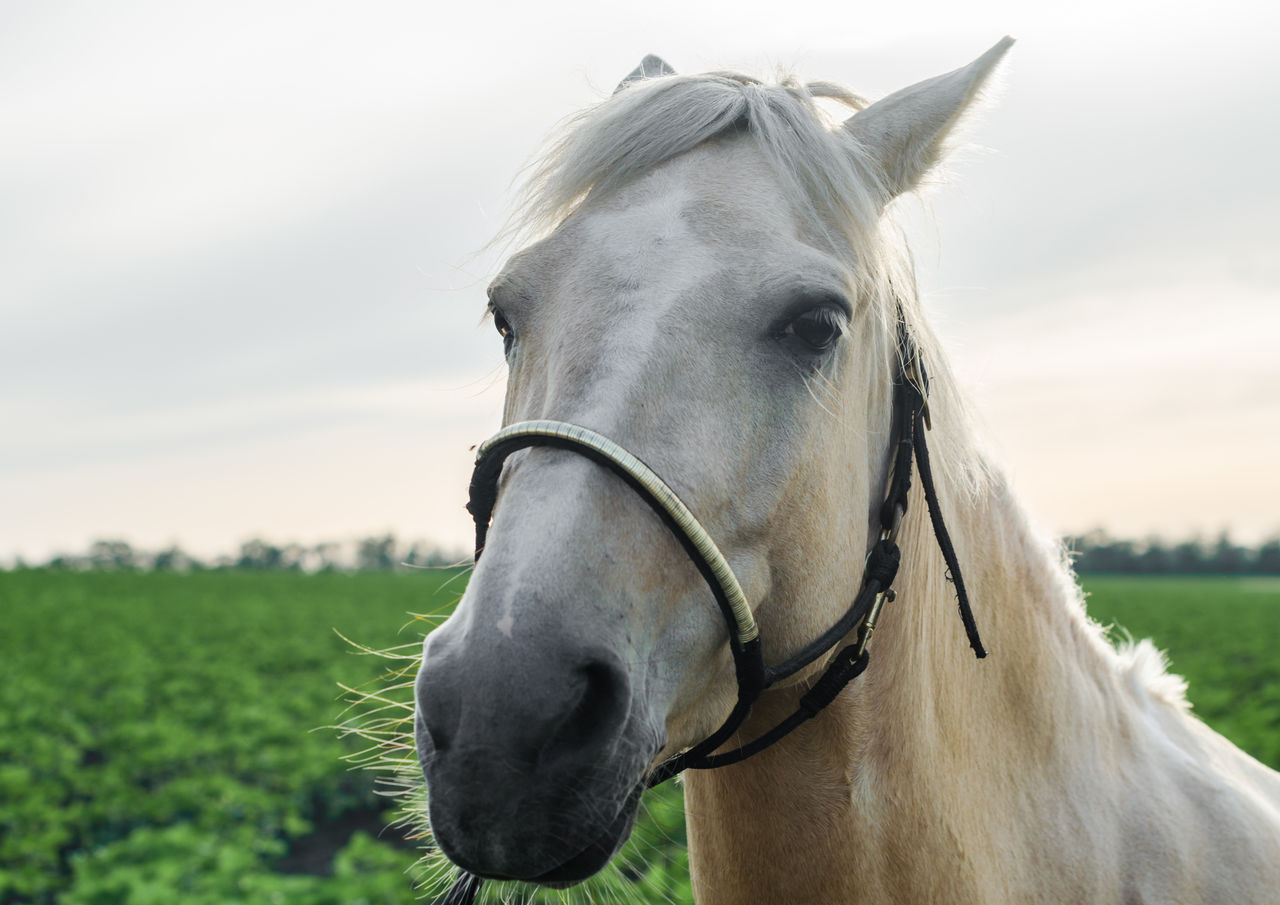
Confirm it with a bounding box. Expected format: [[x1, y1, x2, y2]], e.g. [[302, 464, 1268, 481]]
[[565, 145, 795, 292], [578, 185, 716, 292]]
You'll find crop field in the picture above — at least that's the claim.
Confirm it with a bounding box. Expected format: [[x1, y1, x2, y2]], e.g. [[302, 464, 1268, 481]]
[[1, 570, 1277, 904]]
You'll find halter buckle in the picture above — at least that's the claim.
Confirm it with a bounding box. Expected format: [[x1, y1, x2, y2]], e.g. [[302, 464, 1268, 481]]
[[879, 502, 905, 545], [855, 586, 895, 658]]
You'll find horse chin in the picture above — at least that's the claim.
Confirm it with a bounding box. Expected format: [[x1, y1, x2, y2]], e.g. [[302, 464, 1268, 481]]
[[435, 779, 646, 888], [525, 781, 645, 888]]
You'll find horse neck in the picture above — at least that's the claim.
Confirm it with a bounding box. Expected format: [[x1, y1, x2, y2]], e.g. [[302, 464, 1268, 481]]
[[683, 447, 1120, 904]]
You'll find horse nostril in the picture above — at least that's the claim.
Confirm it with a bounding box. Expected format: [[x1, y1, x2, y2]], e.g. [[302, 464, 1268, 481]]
[[547, 658, 629, 759], [424, 718, 451, 756], [417, 645, 633, 776], [415, 654, 460, 761]]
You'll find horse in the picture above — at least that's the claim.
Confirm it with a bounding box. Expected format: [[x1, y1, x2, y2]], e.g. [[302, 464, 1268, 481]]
[[412, 40, 1280, 903]]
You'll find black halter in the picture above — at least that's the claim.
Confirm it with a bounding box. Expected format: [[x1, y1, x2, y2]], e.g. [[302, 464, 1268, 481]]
[[442, 314, 986, 905]]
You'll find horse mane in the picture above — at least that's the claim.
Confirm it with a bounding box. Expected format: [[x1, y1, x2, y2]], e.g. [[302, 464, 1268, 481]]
[[1116, 638, 1192, 710]]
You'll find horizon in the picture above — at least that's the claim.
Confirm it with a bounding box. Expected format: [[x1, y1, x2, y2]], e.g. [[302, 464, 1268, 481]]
[[8, 524, 1279, 572], [10, 527, 1280, 575]]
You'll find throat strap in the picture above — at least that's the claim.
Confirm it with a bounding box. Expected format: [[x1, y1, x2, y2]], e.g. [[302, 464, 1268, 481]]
[[913, 420, 987, 659]]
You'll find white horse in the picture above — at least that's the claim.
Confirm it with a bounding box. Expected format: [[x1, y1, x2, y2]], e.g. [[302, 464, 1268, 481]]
[[413, 40, 1280, 903]]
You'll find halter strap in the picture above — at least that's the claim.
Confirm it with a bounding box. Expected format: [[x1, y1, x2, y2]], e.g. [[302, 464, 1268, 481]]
[[444, 318, 986, 903]]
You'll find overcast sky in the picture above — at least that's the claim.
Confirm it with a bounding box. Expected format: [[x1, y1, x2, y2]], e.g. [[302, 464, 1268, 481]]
[[2, 0, 1278, 562]]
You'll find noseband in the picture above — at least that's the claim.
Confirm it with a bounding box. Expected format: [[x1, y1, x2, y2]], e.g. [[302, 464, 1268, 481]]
[[443, 317, 986, 904]]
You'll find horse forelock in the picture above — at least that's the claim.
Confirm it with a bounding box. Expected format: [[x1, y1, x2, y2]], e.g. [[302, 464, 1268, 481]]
[[506, 70, 885, 272]]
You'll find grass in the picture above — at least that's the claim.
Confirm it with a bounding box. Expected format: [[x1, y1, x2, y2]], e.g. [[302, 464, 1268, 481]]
[[0, 569, 1275, 904], [1082, 575, 1280, 769], [0, 569, 464, 905]]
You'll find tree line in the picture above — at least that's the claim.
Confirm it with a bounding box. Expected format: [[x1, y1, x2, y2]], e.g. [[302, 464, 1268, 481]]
[[32, 535, 467, 573], [1067, 530, 1280, 575], [12, 530, 1280, 575]]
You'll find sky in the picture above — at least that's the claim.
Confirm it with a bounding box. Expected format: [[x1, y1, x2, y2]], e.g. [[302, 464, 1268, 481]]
[[2, 0, 1278, 563]]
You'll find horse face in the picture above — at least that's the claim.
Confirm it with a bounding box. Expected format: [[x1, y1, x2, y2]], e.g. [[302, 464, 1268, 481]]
[[414, 137, 878, 884]]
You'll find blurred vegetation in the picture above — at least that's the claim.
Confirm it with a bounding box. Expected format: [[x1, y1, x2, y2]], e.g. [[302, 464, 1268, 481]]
[[0, 570, 457, 904], [18, 530, 1280, 575], [0, 570, 1276, 904], [1068, 530, 1280, 575], [1083, 576, 1280, 771], [32, 535, 466, 573]]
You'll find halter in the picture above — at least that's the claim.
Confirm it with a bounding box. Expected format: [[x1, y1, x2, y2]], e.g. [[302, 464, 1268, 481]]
[[442, 316, 986, 905]]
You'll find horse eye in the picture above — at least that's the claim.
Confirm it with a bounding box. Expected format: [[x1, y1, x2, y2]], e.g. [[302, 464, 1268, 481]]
[[491, 308, 515, 356], [781, 306, 845, 354]]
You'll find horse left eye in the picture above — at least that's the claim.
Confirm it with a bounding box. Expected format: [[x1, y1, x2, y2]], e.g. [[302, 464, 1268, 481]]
[[491, 307, 515, 356], [782, 307, 845, 353]]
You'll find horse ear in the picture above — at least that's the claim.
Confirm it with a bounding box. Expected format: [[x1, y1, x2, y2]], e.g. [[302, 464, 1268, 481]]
[[614, 54, 677, 95], [845, 37, 1014, 201]]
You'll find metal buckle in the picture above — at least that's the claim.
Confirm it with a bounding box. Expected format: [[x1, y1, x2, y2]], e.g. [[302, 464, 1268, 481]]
[[855, 586, 896, 658], [879, 502, 905, 546]]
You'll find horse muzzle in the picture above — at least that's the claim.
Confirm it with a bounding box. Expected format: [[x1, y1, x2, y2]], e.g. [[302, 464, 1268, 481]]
[[414, 616, 661, 884]]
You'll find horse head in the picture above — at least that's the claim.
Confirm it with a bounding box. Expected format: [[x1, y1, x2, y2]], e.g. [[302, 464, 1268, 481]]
[[414, 39, 1012, 887]]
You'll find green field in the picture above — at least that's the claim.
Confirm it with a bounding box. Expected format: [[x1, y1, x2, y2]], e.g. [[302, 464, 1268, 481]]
[[1, 570, 1277, 904], [1080, 576, 1280, 769]]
